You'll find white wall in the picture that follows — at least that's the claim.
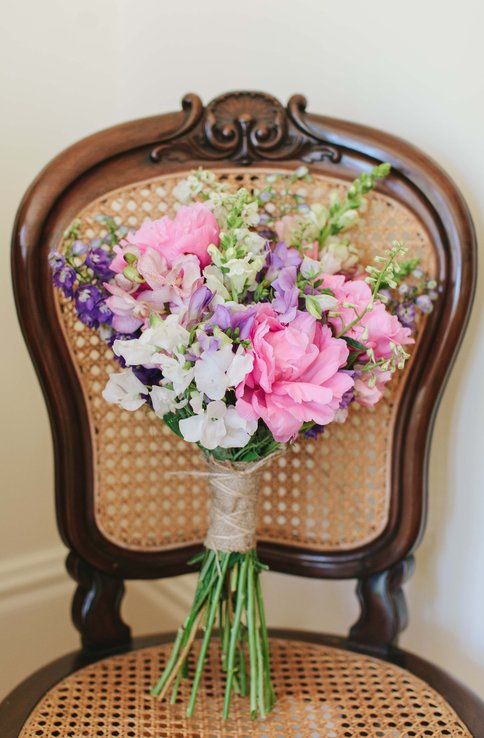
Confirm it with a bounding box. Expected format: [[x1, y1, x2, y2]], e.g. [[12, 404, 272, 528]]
[[1, 0, 483, 702]]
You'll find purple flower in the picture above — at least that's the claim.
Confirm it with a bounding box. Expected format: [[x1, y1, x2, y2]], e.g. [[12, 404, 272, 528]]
[[396, 301, 417, 329], [265, 242, 302, 283], [271, 267, 299, 324], [339, 386, 355, 410], [52, 265, 76, 297], [186, 286, 213, 326], [304, 424, 325, 439], [132, 365, 163, 386], [72, 240, 88, 256], [75, 285, 112, 328], [48, 251, 64, 271], [85, 247, 114, 279], [210, 304, 256, 340], [416, 294, 433, 314]]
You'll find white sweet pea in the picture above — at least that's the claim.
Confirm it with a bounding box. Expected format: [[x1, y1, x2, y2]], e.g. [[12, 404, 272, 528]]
[[179, 397, 257, 450], [102, 369, 147, 411], [149, 385, 187, 417], [113, 315, 190, 367], [194, 344, 253, 401], [154, 353, 195, 395]]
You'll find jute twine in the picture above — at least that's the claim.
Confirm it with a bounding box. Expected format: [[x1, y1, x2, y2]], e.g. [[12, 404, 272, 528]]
[[166, 452, 282, 553]]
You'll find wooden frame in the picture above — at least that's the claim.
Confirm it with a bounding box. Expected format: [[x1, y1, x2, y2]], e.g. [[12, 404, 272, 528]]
[[10, 91, 477, 653]]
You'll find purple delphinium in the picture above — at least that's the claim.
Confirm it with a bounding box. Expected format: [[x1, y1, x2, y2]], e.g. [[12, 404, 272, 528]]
[[265, 242, 302, 283], [396, 301, 417, 329], [132, 365, 163, 387], [85, 246, 114, 280], [271, 266, 299, 324], [75, 285, 113, 328], [52, 264, 76, 298], [339, 385, 355, 410], [304, 424, 325, 439]]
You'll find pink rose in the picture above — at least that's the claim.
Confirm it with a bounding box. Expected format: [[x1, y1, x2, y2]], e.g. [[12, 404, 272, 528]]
[[322, 275, 414, 361], [110, 202, 219, 272], [235, 306, 353, 442]]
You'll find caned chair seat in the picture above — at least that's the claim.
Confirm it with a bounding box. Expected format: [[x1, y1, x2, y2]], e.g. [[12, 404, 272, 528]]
[[15, 637, 472, 738]]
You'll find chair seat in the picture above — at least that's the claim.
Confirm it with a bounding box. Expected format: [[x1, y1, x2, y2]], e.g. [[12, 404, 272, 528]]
[[14, 637, 473, 738]]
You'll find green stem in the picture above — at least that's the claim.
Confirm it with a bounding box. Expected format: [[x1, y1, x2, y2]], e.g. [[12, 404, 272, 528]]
[[246, 553, 258, 719], [187, 552, 231, 717], [223, 553, 250, 719], [255, 571, 275, 709]]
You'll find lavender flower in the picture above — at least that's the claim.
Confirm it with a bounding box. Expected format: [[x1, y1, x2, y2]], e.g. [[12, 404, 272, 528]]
[[210, 304, 256, 340], [415, 294, 433, 314], [265, 242, 302, 283], [72, 239, 88, 256], [396, 301, 417, 329], [186, 286, 213, 326], [271, 267, 299, 324]]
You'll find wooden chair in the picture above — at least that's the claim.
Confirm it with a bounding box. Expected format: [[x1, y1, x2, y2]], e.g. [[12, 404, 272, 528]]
[[2, 90, 482, 737]]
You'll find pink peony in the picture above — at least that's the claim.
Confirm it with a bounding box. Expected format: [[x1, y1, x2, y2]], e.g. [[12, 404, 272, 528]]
[[322, 274, 414, 361], [235, 306, 353, 442], [110, 202, 219, 272]]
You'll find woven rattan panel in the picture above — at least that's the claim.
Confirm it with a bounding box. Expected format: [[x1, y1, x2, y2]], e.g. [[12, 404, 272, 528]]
[[19, 639, 470, 737], [55, 169, 436, 552]]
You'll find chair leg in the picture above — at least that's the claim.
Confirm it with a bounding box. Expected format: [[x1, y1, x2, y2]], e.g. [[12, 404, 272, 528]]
[[66, 552, 131, 651], [348, 555, 415, 652]]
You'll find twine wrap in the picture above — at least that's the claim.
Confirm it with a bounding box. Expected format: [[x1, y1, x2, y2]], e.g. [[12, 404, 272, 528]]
[[204, 456, 277, 553]]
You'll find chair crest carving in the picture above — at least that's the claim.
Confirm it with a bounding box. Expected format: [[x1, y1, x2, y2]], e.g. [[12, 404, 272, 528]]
[[150, 91, 341, 165]]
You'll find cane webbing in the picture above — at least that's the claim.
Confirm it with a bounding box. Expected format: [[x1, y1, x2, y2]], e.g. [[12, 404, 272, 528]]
[[54, 169, 436, 553], [19, 638, 470, 737]]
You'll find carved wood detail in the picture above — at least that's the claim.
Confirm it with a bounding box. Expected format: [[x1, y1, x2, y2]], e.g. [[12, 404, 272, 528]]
[[150, 91, 341, 165]]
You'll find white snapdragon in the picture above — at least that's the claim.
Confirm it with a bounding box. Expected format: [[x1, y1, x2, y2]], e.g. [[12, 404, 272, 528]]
[[112, 315, 190, 367], [194, 344, 253, 401], [173, 169, 220, 204], [232, 229, 266, 255], [179, 395, 257, 450], [102, 369, 147, 411], [320, 237, 359, 274], [203, 265, 230, 302], [223, 254, 266, 295]]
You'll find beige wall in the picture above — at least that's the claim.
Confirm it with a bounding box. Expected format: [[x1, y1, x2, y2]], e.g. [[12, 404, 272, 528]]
[[1, 0, 483, 702]]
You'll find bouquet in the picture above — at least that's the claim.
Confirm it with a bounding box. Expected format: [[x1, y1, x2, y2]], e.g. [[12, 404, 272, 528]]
[[50, 164, 436, 719]]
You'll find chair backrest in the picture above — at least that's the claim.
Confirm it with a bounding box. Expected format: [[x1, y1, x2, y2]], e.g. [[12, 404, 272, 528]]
[[12, 91, 476, 651]]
